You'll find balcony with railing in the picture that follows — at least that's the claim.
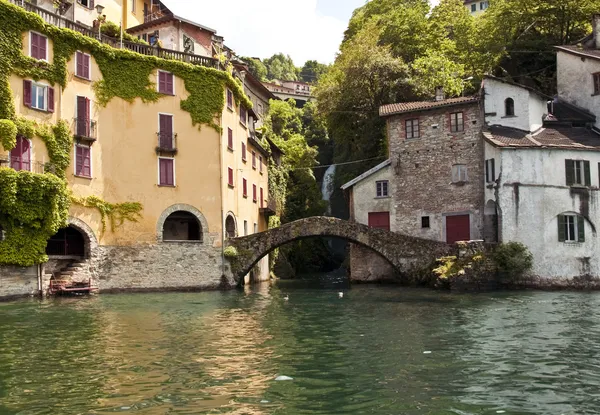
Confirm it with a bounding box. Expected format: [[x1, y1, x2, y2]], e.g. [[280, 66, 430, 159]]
[[73, 117, 97, 142], [260, 194, 277, 217], [6, 0, 218, 68], [0, 154, 55, 174], [156, 132, 177, 155]]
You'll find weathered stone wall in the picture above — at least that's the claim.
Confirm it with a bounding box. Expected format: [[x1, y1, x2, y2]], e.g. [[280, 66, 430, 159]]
[[0, 265, 39, 300], [387, 102, 485, 242], [349, 244, 396, 282]]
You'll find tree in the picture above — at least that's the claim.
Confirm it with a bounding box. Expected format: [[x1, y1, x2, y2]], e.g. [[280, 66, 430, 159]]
[[263, 53, 299, 81], [241, 57, 267, 81], [299, 60, 329, 83]]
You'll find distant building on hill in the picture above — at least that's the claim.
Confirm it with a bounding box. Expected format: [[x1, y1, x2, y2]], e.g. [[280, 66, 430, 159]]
[[464, 0, 489, 16], [262, 79, 312, 107]]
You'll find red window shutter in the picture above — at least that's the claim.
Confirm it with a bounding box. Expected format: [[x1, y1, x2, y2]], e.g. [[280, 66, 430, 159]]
[[228, 128, 233, 149], [47, 87, 54, 112], [259, 156, 263, 172], [166, 73, 173, 94], [76, 96, 87, 136], [253, 184, 257, 202], [30, 33, 39, 59], [39, 35, 47, 60], [159, 159, 174, 186], [158, 71, 165, 93], [23, 80, 32, 107], [368, 212, 390, 231], [83, 54, 90, 79], [260, 187, 264, 208], [82, 147, 91, 177], [75, 146, 84, 175], [159, 114, 173, 148], [10, 137, 30, 171], [76, 51, 84, 77], [227, 89, 233, 108], [228, 167, 234, 186], [243, 178, 247, 197], [252, 152, 256, 169], [242, 142, 246, 160]]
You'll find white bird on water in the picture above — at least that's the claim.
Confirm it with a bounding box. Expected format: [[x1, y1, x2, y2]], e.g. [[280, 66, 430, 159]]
[[338, 292, 344, 298], [284, 294, 289, 301]]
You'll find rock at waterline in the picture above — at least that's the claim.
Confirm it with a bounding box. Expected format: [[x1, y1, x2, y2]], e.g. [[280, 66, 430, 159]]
[[275, 375, 294, 381]]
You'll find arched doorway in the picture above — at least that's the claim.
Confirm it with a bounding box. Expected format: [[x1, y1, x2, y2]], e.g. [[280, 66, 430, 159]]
[[225, 214, 237, 239], [484, 200, 499, 243], [163, 211, 202, 241], [46, 226, 86, 257]]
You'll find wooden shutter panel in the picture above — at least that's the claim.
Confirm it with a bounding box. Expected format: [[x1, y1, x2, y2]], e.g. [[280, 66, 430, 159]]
[[578, 215, 585, 242], [159, 114, 172, 148], [83, 54, 90, 79], [21, 138, 30, 171], [76, 96, 86, 135], [30, 33, 38, 59], [557, 215, 566, 242], [166, 73, 174, 94], [158, 72, 166, 93], [89, 0, 94, 9], [228, 128, 233, 149], [83, 147, 91, 177], [76, 52, 84, 77], [47, 87, 54, 112], [23, 80, 32, 107], [39, 35, 47, 60], [76, 146, 83, 175], [584, 160, 591, 186], [260, 187, 264, 208], [253, 184, 257, 201], [565, 159, 574, 186]]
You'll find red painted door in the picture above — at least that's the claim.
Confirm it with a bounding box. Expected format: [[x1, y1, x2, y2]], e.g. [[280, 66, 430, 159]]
[[368, 212, 390, 231], [446, 215, 470, 243]]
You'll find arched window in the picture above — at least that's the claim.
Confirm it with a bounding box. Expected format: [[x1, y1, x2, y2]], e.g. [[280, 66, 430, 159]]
[[225, 215, 237, 239], [505, 98, 515, 117], [163, 211, 202, 241], [10, 136, 31, 171], [46, 226, 85, 256]]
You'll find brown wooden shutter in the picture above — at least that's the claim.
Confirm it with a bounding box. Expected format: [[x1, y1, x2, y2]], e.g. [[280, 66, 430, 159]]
[[83, 147, 91, 177], [242, 142, 246, 160], [47, 87, 54, 112], [565, 159, 575, 186], [159, 114, 172, 148], [83, 54, 91, 79], [228, 167, 234, 186], [166, 73, 174, 94], [158, 72, 166, 93], [76, 96, 87, 135], [76, 146, 84, 175], [260, 187, 264, 208], [584, 160, 591, 186], [557, 215, 566, 242], [253, 184, 257, 202], [76, 52, 84, 77], [228, 128, 233, 149], [89, 0, 94, 9], [21, 137, 31, 171], [23, 80, 32, 107], [243, 178, 247, 197], [30, 33, 39, 59], [39, 35, 47, 60]]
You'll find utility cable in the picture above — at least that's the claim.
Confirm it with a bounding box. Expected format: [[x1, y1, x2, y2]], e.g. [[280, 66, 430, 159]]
[[290, 156, 386, 171]]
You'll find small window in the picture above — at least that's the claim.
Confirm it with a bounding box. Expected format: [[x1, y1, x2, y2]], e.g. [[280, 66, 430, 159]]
[[405, 118, 419, 139], [558, 214, 585, 243], [30, 32, 48, 61], [227, 128, 233, 150], [243, 178, 248, 197], [450, 112, 464, 133], [244, 220, 248, 236], [75, 51, 91, 80], [227, 89, 233, 110], [159, 158, 175, 186], [471, 3, 476, 12], [240, 106, 247, 126], [78, 0, 92, 8], [376, 180, 389, 197], [421, 216, 430, 229], [252, 184, 257, 202], [565, 159, 590, 186], [485, 158, 496, 183], [228, 167, 234, 187], [252, 151, 257, 169], [259, 156, 263, 174], [254, 223, 258, 234], [26, 81, 53, 112], [75, 145, 91, 178], [480, 1, 485, 10], [593, 73, 600, 96], [242, 142, 247, 161], [10, 136, 31, 172], [505, 98, 515, 116], [158, 71, 174, 95], [452, 164, 468, 183]]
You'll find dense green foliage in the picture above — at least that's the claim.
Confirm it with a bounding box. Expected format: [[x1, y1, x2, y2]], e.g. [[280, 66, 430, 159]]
[[100, 21, 148, 45], [299, 60, 329, 83], [263, 53, 299, 81], [71, 195, 143, 234], [241, 56, 268, 81], [0, 119, 17, 151], [493, 242, 534, 279]]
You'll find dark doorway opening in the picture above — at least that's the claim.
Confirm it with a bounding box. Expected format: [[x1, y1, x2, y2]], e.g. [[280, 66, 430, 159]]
[[163, 211, 202, 241], [46, 226, 86, 257], [225, 215, 236, 239]]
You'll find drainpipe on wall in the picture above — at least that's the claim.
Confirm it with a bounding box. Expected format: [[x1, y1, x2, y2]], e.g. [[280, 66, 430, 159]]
[[218, 110, 225, 278]]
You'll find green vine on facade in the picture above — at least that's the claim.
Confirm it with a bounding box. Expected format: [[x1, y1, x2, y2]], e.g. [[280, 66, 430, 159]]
[[0, 119, 17, 151], [71, 195, 143, 235]]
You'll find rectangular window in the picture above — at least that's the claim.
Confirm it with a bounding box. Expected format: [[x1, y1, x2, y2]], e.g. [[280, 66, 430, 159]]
[[471, 3, 476, 12], [565, 159, 591, 186], [227, 128, 233, 150], [75, 145, 91, 178], [78, 0, 93, 8], [558, 214, 585, 243], [240, 106, 247, 126], [158, 71, 174, 95], [452, 164, 468, 183], [594, 73, 600, 95], [405, 118, 419, 139], [27, 82, 52, 112], [422, 216, 430, 229], [30, 32, 48, 61], [159, 114, 174, 149], [244, 220, 248, 236], [450, 112, 464, 133], [252, 184, 257, 202], [228, 167, 234, 187], [76, 96, 91, 137], [376, 180, 389, 197], [75, 51, 91, 80], [243, 178, 248, 197], [227, 89, 233, 110], [485, 158, 496, 183], [252, 151, 257, 169], [159, 158, 174, 186], [242, 142, 247, 161], [259, 156, 263, 173]]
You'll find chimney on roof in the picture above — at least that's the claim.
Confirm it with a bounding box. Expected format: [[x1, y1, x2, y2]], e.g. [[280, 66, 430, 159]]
[[435, 86, 445, 102], [594, 14, 600, 49]]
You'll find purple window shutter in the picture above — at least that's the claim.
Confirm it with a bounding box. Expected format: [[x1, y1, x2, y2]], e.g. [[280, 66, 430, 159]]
[[160, 159, 173, 185], [82, 147, 91, 177], [76, 52, 83, 77], [76, 146, 83, 175], [23, 80, 32, 107], [159, 114, 172, 148], [89, 0, 94, 9], [22, 137, 31, 171], [166, 73, 173, 94], [39, 35, 47, 60], [228, 128, 233, 149], [84, 54, 90, 79], [76, 96, 86, 135], [253, 184, 257, 202], [159, 159, 166, 184], [158, 72, 166, 94], [228, 168, 233, 186], [167, 160, 174, 185], [85, 98, 91, 136], [260, 187, 264, 208], [243, 178, 247, 196], [30, 33, 38, 59], [47, 87, 54, 112]]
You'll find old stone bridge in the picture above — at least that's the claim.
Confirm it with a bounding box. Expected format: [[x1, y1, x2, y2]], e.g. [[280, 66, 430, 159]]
[[224, 216, 454, 283]]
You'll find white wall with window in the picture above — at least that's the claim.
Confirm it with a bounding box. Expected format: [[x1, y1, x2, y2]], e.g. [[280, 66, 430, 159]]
[[485, 140, 600, 278]]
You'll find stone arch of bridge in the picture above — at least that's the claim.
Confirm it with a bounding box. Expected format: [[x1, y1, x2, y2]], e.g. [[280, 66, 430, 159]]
[[225, 217, 452, 283]]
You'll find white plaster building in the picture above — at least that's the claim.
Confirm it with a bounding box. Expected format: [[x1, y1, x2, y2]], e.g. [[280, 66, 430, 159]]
[[464, 0, 489, 16]]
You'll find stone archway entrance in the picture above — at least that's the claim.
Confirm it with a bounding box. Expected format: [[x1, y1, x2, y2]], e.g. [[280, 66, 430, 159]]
[[46, 226, 86, 257]]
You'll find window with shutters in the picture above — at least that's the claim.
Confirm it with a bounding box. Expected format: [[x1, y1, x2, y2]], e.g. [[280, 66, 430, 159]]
[[10, 136, 31, 172], [260, 187, 264, 208], [158, 157, 175, 186], [74, 145, 91, 178], [75, 51, 91, 80], [158, 113, 175, 150], [558, 214, 585, 243], [485, 158, 496, 183], [228, 167, 234, 187], [471, 3, 476, 12], [78, 0, 93, 8], [243, 178, 248, 197], [376, 180, 389, 197], [405, 118, 419, 139], [241, 142, 247, 162], [227, 89, 233, 110], [25, 81, 53, 112], [593, 73, 600, 95], [565, 159, 591, 187], [75, 96, 92, 138], [240, 106, 247, 127], [157, 71, 174, 95], [259, 156, 263, 174], [227, 128, 233, 150], [252, 151, 257, 169], [252, 184, 257, 202], [29, 32, 48, 61], [452, 164, 468, 183], [450, 112, 464, 133]]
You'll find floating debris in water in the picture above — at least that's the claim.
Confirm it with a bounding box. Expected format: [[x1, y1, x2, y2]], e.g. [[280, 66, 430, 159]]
[[423, 351, 432, 354], [275, 375, 294, 381], [260, 400, 269, 403], [496, 411, 506, 414]]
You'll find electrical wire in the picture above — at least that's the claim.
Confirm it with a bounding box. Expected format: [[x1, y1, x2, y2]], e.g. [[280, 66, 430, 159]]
[[290, 156, 386, 171]]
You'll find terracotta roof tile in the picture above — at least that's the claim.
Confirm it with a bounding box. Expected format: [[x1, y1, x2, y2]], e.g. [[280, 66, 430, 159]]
[[485, 126, 600, 150], [379, 96, 479, 117]]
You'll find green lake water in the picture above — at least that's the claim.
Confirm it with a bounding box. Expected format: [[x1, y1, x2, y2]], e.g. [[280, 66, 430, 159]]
[[2, 279, 600, 414]]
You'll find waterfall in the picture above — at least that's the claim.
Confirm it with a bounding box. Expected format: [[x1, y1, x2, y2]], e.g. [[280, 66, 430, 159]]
[[321, 165, 336, 215]]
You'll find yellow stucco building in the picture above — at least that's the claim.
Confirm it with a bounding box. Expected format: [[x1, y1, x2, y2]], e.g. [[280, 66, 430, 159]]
[[0, 0, 273, 293]]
